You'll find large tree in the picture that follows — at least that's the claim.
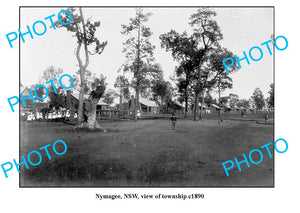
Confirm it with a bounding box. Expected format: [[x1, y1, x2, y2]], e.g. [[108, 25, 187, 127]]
[[161, 8, 229, 120], [103, 89, 118, 105], [160, 31, 200, 118], [137, 63, 165, 99], [193, 47, 237, 121], [152, 79, 173, 113], [29, 83, 45, 102], [120, 8, 155, 121], [267, 83, 274, 109], [48, 87, 68, 110], [220, 96, 229, 106], [71, 70, 107, 128], [206, 48, 238, 121], [200, 91, 214, 107], [41, 66, 63, 82], [228, 93, 239, 108], [114, 74, 130, 113], [237, 99, 250, 109], [54, 7, 107, 129], [251, 87, 265, 112], [189, 8, 225, 121], [41, 66, 67, 110]]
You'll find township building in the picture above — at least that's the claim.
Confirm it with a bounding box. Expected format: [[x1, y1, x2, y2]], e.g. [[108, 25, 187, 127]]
[[121, 95, 160, 114], [68, 91, 109, 113], [20, 87, 49, 116]]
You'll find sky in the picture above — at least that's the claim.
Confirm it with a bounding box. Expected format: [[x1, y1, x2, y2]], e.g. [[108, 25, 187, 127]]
[[20, 7, 273, 99]]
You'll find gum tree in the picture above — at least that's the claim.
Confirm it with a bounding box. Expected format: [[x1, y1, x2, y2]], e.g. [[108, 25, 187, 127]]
[[204, 48, 238, 121], [228, 93, 239, 108], [41, 66, 66, 111], [114, 75, 130, 114], [189, 8, 224, 121], [251, 88, 265, 113], [54, 7, 107, 129], [120, 8, 155, 121], [160, 8, 224, 120], [160, 31, 200, 118]]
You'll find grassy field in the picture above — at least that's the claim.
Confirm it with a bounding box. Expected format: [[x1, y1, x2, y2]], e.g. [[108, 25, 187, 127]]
[[20, 114, 274, 187]]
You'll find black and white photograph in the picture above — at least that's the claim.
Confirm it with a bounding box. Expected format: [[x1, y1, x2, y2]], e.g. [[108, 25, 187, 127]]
[[3, 0, 300, 211], [19, 6, 275, 187]]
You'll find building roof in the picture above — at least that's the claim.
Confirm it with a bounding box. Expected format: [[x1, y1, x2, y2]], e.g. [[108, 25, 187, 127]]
[[98, 99, 109, 106], [211, 103, 221, 109], [109, 102, 118, 107], [71, 91, 108, 106], [139, 96, 159, 107], [71, 91, 89, 100], [170, 99, 185, 108], [172, 101, 184, 108]]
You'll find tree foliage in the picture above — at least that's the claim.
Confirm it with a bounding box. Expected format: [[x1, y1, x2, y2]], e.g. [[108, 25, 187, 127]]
[[41, 66, 63, 82], [236, 99, 250, 108], [103, 89, 118, 105], [54, 8, 107, 55], [189, 8, 223, 47], [220, 96, 229, 106], [71, 70, 107, 95], [152, 80, 173, 105], [48, 87, 67, 110], [29, 84, 45, 101], [114, 74, 131, 100], [41, 66, 67, 110], [202, 48, 237, 97], [160, 31, 203, 117], [54, 7, 107, 127], [228, 93, 239, 108], [160, 8, 237, 120], [120, 9, 155, 75], [120, 8, 157, 121], [267, 83, 274, 108], [251, 87, 265, 111]]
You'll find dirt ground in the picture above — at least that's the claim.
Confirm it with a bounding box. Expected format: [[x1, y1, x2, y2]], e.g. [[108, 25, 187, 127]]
[[20, 118, 274, 187]]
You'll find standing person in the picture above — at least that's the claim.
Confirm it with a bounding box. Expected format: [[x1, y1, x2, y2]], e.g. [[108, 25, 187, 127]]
[[170, 112, 177, 130], [265, 113, 269, 122]]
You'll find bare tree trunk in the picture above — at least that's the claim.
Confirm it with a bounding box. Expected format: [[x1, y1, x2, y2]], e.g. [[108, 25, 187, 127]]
[[194, 67, 202, 121], [184, 91, 188, 118], [193, 92, 199, 121], [134, 88, 139, 121], [81, 85, 106, 129], [199, 89, 205, 120], [119, 90, 123, 117], [77, 73, 85, 124], [76, 7, 89, 126], [218, 75, 223, 122], [160, 96, 163, 114], [85, 101, 100, 129], [134, 10, 141, 122], [66, 91, 76, 121]]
